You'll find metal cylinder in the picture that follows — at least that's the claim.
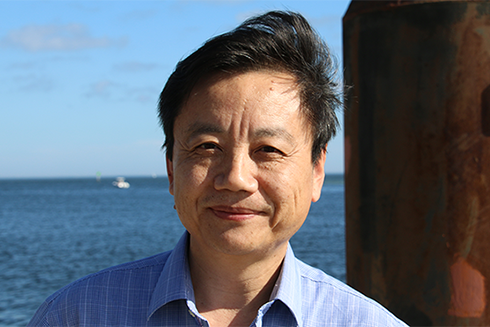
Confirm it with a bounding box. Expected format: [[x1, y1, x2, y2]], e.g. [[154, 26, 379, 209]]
[[343, 1, 490, 325]]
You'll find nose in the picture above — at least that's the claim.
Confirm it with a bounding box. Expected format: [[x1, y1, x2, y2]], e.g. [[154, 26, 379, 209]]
[[214, 151, 258, 193]]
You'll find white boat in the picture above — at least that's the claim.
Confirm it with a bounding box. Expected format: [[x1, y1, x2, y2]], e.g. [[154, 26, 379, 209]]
[[112, 177, 130, 189]]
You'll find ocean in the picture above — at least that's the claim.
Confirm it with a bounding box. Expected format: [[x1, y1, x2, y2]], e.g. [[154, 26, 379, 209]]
[[0, 175, 345, 326]]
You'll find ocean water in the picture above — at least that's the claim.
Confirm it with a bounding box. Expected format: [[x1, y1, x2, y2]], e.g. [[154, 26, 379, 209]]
[[0, 175, 345, 326]]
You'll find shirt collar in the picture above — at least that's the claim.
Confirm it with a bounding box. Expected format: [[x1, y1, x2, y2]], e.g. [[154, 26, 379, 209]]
[[148, 231, 194, 319], [147, 232, 303, 325]]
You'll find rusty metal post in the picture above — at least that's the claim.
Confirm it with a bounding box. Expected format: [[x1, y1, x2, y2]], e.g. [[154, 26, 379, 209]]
[[343, 1, 490, 325]]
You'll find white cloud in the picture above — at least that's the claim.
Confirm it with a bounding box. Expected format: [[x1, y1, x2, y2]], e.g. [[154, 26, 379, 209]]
[[84, 79, 159, 103], [7, 61, 39, 70], [1, 23, 127, 52], [85, 80, 119, 98], [124, 86, 160, 103], [13, 74, 55, 92]]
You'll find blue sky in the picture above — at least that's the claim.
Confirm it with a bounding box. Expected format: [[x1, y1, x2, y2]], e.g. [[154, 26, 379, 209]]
[[0, 0, 350, 179]]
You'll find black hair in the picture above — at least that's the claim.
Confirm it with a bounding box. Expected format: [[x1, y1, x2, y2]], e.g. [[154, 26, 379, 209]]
[[158, 10, 341, 163]]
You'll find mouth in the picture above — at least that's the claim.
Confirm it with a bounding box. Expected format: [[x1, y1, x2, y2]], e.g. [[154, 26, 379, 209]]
[[209, 206, 265, 221]]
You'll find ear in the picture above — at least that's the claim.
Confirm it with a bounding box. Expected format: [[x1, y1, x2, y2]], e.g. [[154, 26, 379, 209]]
[[166, 156, 174, 195], [312, 146, 327, 202]]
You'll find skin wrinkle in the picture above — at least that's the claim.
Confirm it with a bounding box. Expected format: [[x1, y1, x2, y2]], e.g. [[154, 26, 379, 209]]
[[167, 70, 326, 326], [172, 71, 322, 254]]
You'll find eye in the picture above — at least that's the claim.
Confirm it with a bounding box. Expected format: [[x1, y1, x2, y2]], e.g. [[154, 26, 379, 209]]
[[258, 146, 284, 155], [261, 146, 278, 153], [194, 142, 222, 154], [198, 143, 218, 150]]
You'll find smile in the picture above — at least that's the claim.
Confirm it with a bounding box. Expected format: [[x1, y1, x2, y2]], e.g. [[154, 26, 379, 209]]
[[209, 206, 265, 221]]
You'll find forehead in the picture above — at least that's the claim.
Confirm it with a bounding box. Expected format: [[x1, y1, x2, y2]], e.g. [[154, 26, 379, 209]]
[[181, 70, 304, 120], [195, 70, 296, 97], [173, 71, 316, 148]]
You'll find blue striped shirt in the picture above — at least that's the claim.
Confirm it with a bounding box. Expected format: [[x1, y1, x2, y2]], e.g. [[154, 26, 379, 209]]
[[29, 232, 408, 326]]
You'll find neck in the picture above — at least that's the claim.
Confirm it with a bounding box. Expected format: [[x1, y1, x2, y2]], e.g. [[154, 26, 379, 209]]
[[188, 237, 287, 327]]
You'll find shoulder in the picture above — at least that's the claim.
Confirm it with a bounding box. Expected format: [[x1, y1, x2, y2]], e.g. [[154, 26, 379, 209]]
[[296, 260, 408, 327], [48, 251, 171, 300], [28, 251, 172, 326]]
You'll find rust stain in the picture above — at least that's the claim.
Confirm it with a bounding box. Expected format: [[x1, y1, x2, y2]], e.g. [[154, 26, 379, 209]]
[[448, 257, 486, 317], [344, 1, 490, 324]]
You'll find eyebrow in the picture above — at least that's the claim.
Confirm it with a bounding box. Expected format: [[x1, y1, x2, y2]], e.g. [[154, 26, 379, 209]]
[[184, 123, 296, 144], [254, 127, 296, 144], [185, 122, 224, 141]]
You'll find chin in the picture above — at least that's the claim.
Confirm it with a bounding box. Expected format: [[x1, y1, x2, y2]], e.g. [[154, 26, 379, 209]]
[[212, 237, 260, 256], [212, 232, 289, 258]]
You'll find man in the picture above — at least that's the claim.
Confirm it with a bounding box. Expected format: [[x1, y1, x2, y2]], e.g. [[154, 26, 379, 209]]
[[29, 11, 408, 326]]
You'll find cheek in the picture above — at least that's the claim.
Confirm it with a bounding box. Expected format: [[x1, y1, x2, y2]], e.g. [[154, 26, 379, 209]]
[[266, 166, 313, 219], [174, 156, 212, 187], [172, 159, 214, 213], [268, 163, 313, 194]]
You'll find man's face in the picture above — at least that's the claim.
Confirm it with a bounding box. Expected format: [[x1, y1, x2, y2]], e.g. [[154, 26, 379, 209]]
[[167, 70, 326, 258]]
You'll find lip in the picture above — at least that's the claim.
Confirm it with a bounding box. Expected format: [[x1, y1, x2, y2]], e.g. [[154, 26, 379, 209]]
[[209, 206, 264, 221]]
